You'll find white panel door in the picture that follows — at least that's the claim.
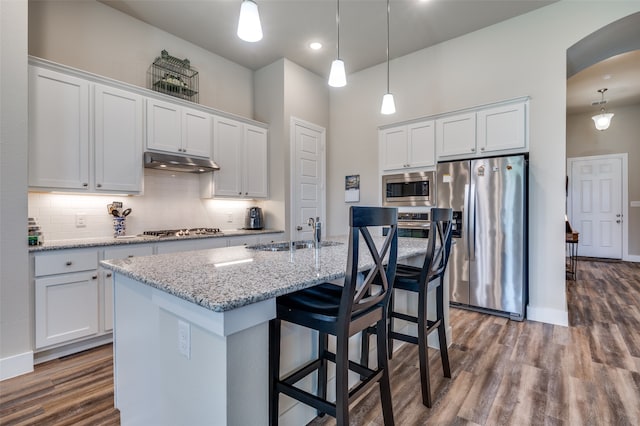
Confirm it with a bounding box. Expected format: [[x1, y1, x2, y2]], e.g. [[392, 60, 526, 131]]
[[291, 119, 325, 241], [213, 117, 243, 197], [146, 98, 182, 153], [243, 125, 268, 198], [94, 84, 143, 193], [380, 126, 408, 171], [407, 120, 435, 168], [436, 112, 477, 158], [182, 107, 212, 158], [35, 271, 99, 348], [570, 157, 622, 259], [477, 102, 526, 153], [28, 65, 90, 190]]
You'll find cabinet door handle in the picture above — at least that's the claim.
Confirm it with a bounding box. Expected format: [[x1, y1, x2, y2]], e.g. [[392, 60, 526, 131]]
[[245, 192, 248, 196], [96, 183, 102, 188], [480, 147, 485, 151], [470, 148, 476, 152], [106, 273, 113, 278], [66, 261, 73, 266], [128, 255, 134, 258], [92, 275, 98, 280], [82, 183, 88, 187], [238, 192, 242, 195]]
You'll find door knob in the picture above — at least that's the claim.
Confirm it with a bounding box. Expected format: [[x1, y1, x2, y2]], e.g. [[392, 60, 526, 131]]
[[296, 226, 303, 231]]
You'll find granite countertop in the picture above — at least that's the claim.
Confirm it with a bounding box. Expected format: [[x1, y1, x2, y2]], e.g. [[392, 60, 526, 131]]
[[29, 228, 284, 252], [100, 237, 427, 313]]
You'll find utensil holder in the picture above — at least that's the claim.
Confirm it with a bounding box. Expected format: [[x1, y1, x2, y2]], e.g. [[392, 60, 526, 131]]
[[113, 217, 126, 237]]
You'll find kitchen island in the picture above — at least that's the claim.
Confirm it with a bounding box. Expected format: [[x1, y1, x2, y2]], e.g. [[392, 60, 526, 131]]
[[101, 237, 443, 425]]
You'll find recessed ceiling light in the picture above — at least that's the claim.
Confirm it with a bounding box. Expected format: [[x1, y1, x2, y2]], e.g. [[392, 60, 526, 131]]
[[603, 74, 612, 80], [309, 42, 322, 50]]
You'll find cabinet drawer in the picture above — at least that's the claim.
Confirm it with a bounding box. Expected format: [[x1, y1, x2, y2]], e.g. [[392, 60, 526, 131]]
[[35, 250, 98, 276], [104, 244, 154, 260]]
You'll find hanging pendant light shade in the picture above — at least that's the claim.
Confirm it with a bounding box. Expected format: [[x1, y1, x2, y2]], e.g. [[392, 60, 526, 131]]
[[237, 0, 263, 42], [328, 0, 346, 87], [591, 88, 614, 130], [380, 0, 395, 114]]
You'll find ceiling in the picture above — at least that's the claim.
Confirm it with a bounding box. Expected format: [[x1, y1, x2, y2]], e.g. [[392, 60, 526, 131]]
[[100, 0, 555, 77], [100, 1, 639, 115]]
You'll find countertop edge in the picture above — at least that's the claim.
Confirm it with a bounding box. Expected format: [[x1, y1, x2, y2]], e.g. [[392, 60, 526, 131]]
[[29, 229, 285, 252]]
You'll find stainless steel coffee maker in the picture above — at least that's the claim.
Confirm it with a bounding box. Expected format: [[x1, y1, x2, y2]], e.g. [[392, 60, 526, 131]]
[[244, 207, 264, 230]]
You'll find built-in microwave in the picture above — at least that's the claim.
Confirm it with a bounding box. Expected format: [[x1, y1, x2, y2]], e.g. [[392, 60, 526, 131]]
[[382, 171, 435, 207]]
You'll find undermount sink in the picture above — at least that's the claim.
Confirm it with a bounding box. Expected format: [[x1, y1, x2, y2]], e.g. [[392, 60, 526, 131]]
[[246, 240, 343, 252]]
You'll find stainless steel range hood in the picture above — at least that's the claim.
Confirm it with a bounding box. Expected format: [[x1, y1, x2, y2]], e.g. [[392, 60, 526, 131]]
[[144, 152, 220, 173]]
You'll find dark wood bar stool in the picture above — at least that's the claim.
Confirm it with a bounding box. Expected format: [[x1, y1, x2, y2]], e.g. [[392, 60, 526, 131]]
[[269, 206, 398, 426], [362, 207, 454, 408]]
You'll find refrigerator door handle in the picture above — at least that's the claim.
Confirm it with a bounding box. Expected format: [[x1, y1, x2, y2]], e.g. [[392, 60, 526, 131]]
[[463, 183, 470, 260], [469, 183, 476, 261]]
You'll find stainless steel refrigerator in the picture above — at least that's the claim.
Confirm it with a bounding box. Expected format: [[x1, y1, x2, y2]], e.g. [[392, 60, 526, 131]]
[[436, 154, 527, 320]]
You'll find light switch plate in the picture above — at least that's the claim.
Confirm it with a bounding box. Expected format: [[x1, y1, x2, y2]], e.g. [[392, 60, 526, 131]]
[[75, 213, 87, 228]]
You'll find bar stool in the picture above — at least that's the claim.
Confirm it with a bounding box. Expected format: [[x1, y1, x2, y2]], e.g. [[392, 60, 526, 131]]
[[362, 207, 454, 408], [269, 206, 398, 426]]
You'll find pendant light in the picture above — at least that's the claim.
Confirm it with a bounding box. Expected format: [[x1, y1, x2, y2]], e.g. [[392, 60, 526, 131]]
[[380, 0, 396, 115], [328, 0, 346, 87], [591, 88, 614, 130], [237, 0, 263, 42]]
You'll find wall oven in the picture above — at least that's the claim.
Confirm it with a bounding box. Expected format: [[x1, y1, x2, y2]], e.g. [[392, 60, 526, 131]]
[[383, 212, 430, 239], [382, 171, 435, 207]]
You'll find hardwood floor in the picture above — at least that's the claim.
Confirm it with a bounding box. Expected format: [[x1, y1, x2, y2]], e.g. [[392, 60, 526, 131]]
[[1, 259, 638, 425]]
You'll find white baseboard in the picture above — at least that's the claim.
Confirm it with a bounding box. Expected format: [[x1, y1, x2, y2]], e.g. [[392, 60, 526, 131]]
[[0, 351, 34, 381], [526, 304, 568, 327], [624, 254, 640, 262]]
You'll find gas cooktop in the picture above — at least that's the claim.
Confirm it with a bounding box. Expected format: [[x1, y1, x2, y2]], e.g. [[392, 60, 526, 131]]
[[143, 228, 223, 238]]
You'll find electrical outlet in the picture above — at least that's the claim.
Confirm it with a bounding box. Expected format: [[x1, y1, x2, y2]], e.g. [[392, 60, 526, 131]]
[[227, 213, 233, 223], [75, 213, 87, 228], [178, 320, 191, 359]]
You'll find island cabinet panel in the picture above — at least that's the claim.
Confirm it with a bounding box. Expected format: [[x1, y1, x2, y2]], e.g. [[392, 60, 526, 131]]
[[102, 244, 154, 332], [94, 84, 144, 193], [28, 66, 90, 190], [146, 98, 212, 158]]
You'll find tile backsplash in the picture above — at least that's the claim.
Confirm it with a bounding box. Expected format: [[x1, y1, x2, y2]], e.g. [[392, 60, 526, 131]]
[[28, 169, 263, 241]]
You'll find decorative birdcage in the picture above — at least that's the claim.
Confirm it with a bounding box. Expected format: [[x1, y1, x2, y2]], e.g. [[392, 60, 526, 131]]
[[148, 50, 199, 103]]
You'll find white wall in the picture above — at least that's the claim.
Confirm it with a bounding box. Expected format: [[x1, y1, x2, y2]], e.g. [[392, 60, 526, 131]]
[[255, 58, 329, 239], [328, 1, 640, 326], [28, 0, 254, 117], [567, 103, 640, 256], [0, 0, 31, 379]]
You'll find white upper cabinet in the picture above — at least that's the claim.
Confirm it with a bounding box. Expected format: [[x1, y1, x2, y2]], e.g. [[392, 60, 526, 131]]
[[380, 120, 435, 172], [182, 107, 213, 158], [29, 66, 90, 190], [29, 65, 143, 194], [146, 98, 212, 158], [476, 102, 527, 154], [202, 116, 268, 199], [436, 112, 477, 158], [243, 125, 269, 198], [94, 84, 144, 193], [211, 117, 243, 197], [436, 98, 528, 160]]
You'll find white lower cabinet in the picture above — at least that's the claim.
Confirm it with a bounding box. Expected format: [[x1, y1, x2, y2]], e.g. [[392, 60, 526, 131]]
[[34, 249, 100, 349]]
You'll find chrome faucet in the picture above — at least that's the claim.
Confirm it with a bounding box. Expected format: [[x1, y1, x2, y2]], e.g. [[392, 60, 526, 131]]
[[308, 217, 321, 248]]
